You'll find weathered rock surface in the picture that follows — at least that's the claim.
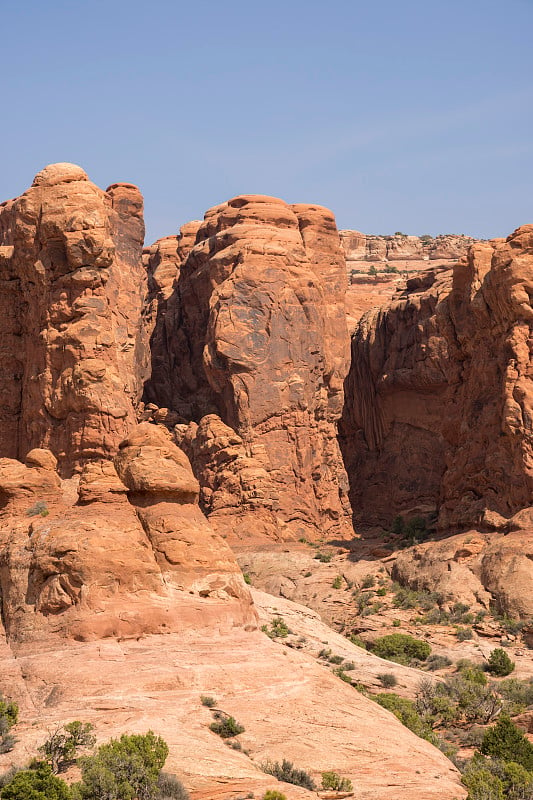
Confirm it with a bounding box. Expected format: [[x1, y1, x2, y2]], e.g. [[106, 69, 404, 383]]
[[144, 195, 352, 541], [0, 604, 465, 800], [392, 529, 533, 620], [0, 424, 254, 646], [0, 164, 149, 474], [340, 226, 533, 530]]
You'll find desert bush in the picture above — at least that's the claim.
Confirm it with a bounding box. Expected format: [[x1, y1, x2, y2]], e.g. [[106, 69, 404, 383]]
[[377, 672, 397, 688], [0, 695, 18, 754], [261, 617, 291, 639], [321, 771, 353, 791], [371, 633, 431, 665], [361, 574, 375, 589], [480, 716, 533, 771], [456, 626, 474, 641], [328, 654, 344, 665], [497, 677, 533, 715], [461, 758, 505, 800], [242, 573, 252, 585], [314, 552, 332, 563], [487, 649, 515, 677], [376, 587, 387, 596], [332, 575, 343, 590], [209, 713, 245, 739], [425, 654, 452, 671], [262, 792, 286, 800], [75, 730, 168, 800], [260, 760, 316, 790], [0, 762, 72, 800], [200, 695, 216, 708], [375, 693, 436, 743], [157, 771, 190, 799], [26, 500, 49, 517]]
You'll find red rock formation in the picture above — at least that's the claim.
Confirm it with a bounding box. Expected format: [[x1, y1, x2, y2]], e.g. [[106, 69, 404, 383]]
[[145, 195, 352, 541], [0, 164, 149, 474], [0, 423, 255, 646], [340, 226, 533, 531]]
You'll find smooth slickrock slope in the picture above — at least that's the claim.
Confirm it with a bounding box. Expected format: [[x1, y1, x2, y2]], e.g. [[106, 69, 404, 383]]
[[340, 226, 533, 532], [144, 195, 353, 542], [0, 164, 149, 473]]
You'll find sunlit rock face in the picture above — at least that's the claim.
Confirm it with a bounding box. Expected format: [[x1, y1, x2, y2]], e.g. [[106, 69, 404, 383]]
[[144, 195, 353, 541], [0, 163, 149, 474]]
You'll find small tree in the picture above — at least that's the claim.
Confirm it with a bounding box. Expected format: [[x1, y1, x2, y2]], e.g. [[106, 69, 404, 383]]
[[487, 648, 514, 677], [75, 730, 168, 800], [39, 721, 95, 773], [480, 716, 533, 771]]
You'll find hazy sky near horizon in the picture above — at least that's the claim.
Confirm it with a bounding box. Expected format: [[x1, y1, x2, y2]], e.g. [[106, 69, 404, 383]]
[[2, 0, 532, 243]]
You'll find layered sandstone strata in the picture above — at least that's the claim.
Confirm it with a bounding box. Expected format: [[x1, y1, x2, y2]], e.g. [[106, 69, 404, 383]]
[[340, 230, 478, 275], [0, 163, 149, 474], [340, 226, 533, 531], [144, 196, 353, 541]]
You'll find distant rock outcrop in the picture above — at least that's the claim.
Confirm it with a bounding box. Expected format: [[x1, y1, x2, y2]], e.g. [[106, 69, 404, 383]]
[[340, 230, 478, 275], [144, 195, 353, 541], [0, 164, 149, 474], [340, 226, 533, 531]]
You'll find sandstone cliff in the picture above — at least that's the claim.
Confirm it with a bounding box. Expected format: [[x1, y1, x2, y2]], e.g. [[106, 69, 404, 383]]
[[0, 164, 149, 474], [144, 195, 353, 542], [340, 226, 533, 532]]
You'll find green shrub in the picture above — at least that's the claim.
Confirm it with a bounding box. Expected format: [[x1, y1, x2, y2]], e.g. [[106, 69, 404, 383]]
[[361, 574, 375, 589], [209, 713, 245, 739], [376, 587, 387, 596], [261, 617, 291, 639], [0, 695, 19, 754], [321, 771, 353, 791], [0, 762, 72, 800], [242, 573, 252, 585], [75, 730, 168, 800], [328, 655, 344, 665], [456, 626, 474, 641], [260, 760, 316, 791], [375, 693, 436, 743], [332, 576, 342, 590], [371, 633, 431, 665], [314, 552, 332, 563], [480, 715, 533, 770], [377, 672, 397, 688], [200, 695, 216, 708], [392, 619, 401, 627], [461, 758, 505, 800], [263, 792, 286, 800], [487, 648, 515, 677]]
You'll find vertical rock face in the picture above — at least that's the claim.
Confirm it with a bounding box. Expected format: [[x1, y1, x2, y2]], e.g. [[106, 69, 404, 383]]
[[340, 226, 533, 531], [0, 164, 149, 474], [145, 195, 352, 540]]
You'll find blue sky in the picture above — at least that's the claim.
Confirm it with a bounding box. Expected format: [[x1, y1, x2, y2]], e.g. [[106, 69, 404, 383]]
[[2, 0, 532, 243]]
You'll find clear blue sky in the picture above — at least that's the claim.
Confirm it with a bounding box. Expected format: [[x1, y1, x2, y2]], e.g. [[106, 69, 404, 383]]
[[2, 0, 532, 243]]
